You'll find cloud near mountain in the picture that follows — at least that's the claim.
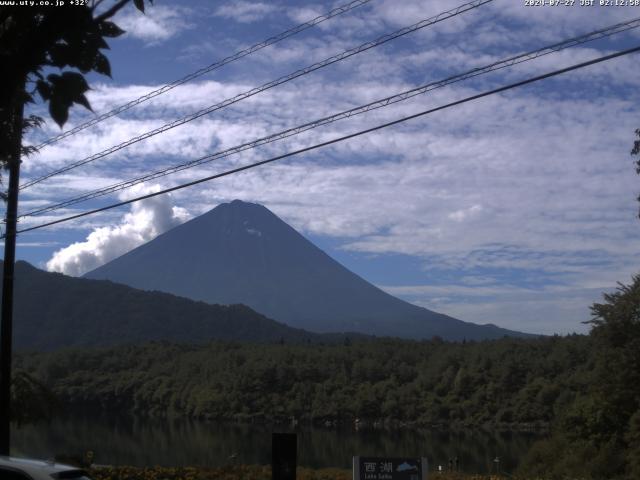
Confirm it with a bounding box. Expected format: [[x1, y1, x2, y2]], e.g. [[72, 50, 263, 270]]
[[47, 185, 190, 276], [85, 199, 533, 340]]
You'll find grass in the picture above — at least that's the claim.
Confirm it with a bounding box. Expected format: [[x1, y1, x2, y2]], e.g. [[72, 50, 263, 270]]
[[88, 465, 510, 480]]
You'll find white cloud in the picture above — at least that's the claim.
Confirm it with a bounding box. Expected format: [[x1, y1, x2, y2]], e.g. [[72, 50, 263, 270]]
[[45, 185, 190, 276], [448, 204, 483, 222], [214, 1, 279, 23], [286, 5, 323, 24], [492, 1, 639, 42], [115, 5, 193, 44], [379, 281, 627, 335], [16, 0, 640, 334]]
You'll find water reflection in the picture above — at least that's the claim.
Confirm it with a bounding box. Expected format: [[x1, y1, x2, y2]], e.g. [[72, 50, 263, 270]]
[[13, 414, 542, 474]]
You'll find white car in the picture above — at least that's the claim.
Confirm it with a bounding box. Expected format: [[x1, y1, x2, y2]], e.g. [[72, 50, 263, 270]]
[[0, 456, 93, 480]]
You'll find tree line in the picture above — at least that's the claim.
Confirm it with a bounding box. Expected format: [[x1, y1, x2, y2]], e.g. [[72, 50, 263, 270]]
[[14, 334, 590, 429], [13, 274, 640, 479]]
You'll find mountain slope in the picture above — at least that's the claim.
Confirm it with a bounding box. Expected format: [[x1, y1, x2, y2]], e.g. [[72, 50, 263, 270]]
[[3, 261, 326, 351], [86, 200, 530, 340]]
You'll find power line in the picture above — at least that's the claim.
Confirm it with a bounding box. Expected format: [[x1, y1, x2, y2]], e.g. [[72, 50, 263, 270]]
[[33, 0, 375, 150], [23, 0, 491, 188], [20, 0, 493, 190], [13, 45, 640, 237], [20, 16, 640, 219]]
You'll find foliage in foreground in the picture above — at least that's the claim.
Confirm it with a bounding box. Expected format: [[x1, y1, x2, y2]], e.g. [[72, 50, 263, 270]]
[[518, 275, 640, 480], [87, 465, 505, 480], [14, 275, 640, 479]]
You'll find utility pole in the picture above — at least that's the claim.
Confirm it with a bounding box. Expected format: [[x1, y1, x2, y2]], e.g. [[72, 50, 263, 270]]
[[0, 84, 25, 456], [0, 1, 143, 455]]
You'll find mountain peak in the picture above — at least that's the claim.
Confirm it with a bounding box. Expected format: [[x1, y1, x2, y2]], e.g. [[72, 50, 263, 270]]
[[183, 200, 291, 245], [197, 199, 277, 225], [85, 201, 530, 340], [229, 199, 256, 207], [223, 199, 261, 210]]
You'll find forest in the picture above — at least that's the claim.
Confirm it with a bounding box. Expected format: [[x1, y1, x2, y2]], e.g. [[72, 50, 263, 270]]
[[12, 274, 640, 479], [16, 335, 588, 428]]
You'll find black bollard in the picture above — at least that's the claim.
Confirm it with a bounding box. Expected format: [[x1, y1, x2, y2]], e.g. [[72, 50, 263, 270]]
[[272, 432, 297, 480]]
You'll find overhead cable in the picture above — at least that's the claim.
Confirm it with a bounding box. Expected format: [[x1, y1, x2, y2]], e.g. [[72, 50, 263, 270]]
[[20, 16, 640, 219], [13, 44, 640, 237], [33, 0, 375, 150], [21, 0, 493, 190]]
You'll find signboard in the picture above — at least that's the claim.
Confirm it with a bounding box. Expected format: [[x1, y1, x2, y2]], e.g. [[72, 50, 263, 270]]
[[353, 457, 428, 480]]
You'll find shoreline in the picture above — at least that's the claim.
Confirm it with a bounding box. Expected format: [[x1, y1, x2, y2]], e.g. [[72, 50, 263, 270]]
[[53, 405, 552, 433]]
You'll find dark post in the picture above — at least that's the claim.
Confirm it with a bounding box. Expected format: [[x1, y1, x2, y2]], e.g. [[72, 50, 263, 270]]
[[0, 89, 24, 456], [272, 433, 297, 480]]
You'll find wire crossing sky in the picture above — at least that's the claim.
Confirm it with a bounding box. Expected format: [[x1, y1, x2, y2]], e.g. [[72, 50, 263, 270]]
[[21, 0, 493, 190], [14, 45, 640, 236], [19, 16, 640, 219], [33, 0, 375, 150], [15, 0, 640, 335]]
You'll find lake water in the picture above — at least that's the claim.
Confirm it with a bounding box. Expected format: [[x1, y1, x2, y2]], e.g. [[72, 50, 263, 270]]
[[13, 415, 543, 474]]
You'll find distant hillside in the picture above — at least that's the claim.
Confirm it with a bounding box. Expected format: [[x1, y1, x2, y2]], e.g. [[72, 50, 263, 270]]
[[86, 200, 532, 340], [3, 261, 330, 351], [16, 335, 591, 427]]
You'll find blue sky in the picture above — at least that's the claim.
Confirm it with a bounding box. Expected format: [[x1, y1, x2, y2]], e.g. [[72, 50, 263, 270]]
[[9, 0, 640, 335]]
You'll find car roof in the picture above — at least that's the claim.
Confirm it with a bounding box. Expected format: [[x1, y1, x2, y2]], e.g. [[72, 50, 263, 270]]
[[0, 455, 81, 475]]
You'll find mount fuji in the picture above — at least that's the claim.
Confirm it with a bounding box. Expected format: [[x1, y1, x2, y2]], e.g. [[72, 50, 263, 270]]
[[85, 200, 530, 340]]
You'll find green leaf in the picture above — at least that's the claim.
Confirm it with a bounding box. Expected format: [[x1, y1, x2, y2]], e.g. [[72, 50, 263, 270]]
[[92, 34, 110, 50], [99, 21, 125, 38], [48, 43, 74, 68], [134, 0, 145, 13], [93, 51, 111, 77], [23, 115, 45, 131], [61, 71, 89, 92], [46, 72, 93, 126], [75, 48, 96, 73], [75, 93, 92, 111], [36, 80, 51, 101], [49, 97, 69, 127], [59, 72, 93, 112]]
